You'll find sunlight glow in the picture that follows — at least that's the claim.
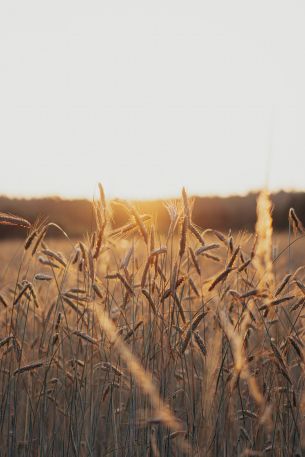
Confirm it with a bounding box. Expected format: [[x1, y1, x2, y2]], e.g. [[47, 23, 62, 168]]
[[1, 1, 305, 200]]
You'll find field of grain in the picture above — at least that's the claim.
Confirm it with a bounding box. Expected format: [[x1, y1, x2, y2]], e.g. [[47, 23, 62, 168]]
[[0, 187, 305, 457]]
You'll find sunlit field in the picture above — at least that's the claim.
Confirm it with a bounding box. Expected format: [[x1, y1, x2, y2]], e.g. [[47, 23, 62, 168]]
[[0, 186, 305, 457]]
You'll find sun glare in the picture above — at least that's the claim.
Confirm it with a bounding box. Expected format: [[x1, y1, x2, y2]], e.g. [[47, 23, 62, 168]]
[[1, 1, 305, 200]]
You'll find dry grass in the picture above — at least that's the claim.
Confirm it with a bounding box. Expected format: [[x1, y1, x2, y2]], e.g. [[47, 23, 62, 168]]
[[0, 187, 305, 456]]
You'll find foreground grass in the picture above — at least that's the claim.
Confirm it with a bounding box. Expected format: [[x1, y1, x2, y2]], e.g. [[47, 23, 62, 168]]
[[0, 188, 304, 456]]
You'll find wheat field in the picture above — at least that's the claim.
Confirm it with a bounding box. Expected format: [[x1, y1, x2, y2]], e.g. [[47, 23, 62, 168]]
[[0, 186, 305, 457]]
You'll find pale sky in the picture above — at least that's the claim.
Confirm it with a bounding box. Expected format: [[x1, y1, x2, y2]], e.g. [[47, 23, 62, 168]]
[[1, 1, 305, 200]]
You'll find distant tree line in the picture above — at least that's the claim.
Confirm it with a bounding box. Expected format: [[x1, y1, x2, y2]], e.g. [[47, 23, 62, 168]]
[[0, 191, 303, 239]]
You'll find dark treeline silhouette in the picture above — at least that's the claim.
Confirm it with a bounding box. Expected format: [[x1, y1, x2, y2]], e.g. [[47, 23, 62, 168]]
[[0, 190, 303, 239]]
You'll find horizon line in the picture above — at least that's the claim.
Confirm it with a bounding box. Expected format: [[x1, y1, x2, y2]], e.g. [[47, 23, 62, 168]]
[[0, 186, 303, 202]]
